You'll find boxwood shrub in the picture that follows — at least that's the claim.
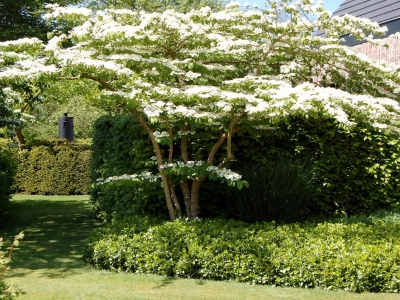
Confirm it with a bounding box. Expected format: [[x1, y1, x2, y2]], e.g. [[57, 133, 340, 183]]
[[84, 212, 400, 293]]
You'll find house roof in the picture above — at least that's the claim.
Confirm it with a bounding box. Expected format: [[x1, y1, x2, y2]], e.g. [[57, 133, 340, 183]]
[[333, 0, 400, 24], [315, 0, 400, 45]]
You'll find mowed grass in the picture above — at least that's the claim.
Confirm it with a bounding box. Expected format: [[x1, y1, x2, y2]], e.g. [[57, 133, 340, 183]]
[[0, 195, 399, 300]]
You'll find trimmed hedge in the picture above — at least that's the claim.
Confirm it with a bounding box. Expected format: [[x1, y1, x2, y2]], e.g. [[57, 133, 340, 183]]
[[91, 114, 238, 221], [14, 141, 91, 195], [84, 212, 400, 293], [91, 113, 400, 221], [233, 116, 400, 216], [0, 148, 17, 223], [91, 115, 166, 221]]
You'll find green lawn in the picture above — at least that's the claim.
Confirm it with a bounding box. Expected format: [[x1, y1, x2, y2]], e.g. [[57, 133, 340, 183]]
[[0, 194, 399, 300]]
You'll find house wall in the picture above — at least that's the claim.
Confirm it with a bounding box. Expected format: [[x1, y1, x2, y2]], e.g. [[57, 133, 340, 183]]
[[351, 37, 400, 65]]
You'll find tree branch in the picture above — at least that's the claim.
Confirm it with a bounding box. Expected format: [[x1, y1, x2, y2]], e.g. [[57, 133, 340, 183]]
[[57, 74, 116, 92], [218, 111, 244, 169], [207, 132, 227, 165]]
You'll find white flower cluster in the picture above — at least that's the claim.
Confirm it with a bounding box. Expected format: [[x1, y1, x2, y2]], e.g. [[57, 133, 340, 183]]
[[97, 172, 160, 184], [177, 130, 196, 136], [2, 87, 22, 104], [160, 161, 242, 182], [44, 4, 92, 19], [160, 160, 205, 169], [184, 71, 201, 80], [0, 60, 59, 80], [206, 166, 242, 181], [153, 131, 169, 138], [0, 37, 42, 48], [2, 3, 400, 139]]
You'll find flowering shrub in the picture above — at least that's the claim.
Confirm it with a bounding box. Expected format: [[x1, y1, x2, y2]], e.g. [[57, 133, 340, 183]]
[[2, 0, 400, 219]]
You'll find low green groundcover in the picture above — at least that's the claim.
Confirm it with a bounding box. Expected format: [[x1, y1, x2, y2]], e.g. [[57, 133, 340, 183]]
[[84, 212, 400, 293]]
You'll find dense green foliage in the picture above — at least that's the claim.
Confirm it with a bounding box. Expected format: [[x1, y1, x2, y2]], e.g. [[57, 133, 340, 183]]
[[235, 116, 400, 216], [0, 148, 17, 223], [24, 95, 106, 143], [233, 158, 315, 224], [0, 232, 24, 299], [0, 90, 19, 132], [14, 141, 91, 195], [91, 115, 166, 221], [87, 0, 227, 12], [84, 211, 400, 293], [91, 113, 400, 222], [0, 0, 81, 42]]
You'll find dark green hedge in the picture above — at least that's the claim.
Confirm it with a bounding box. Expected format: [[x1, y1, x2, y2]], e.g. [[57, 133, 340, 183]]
[[14, 141, 91, 195], [0, 148, 17, 223], [91, 113, 400, 221], [91, 115, 166, 221], [84, 212, 400, 293], [233, 116, 400, 216]]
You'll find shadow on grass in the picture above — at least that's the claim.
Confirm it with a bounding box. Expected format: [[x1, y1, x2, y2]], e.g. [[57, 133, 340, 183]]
[[0, 198, 101, 279], [154, 276, 207, 289], [155, 277, 177, 289]]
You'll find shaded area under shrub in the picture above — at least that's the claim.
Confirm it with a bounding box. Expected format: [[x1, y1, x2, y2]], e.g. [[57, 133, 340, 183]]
[[234, 158, 315, 223], [84, 214, 400, 293]]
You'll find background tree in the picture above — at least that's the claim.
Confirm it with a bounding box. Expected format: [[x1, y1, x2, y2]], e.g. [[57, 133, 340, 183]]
[[2, 0, 400, 220], [24, 80, 106, 142], [0, 0, 83, 148], [0, 0, 82, 42], [85, 0, 227, 12], [1, 0, 227, 148]]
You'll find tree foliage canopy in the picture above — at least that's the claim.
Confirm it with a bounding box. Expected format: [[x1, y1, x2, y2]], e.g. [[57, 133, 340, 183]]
[[85, 0, 227, 12], [1, 0, 400, 219]]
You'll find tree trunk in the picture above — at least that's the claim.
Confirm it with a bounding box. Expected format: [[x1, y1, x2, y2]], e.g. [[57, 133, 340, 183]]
[[180, 180, 191, 215], [14, 127, 25, 151], [160, 173, 177, 221], [169, 181, 182, 218], [189, 178, 205, 218]]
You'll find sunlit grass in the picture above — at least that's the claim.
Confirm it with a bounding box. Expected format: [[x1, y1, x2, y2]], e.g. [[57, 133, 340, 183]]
[[0, 195, 398, 300]]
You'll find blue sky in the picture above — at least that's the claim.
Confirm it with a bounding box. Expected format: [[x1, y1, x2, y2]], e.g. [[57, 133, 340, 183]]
[[323, 0, 341, 13], [251, 0, 341, 13]]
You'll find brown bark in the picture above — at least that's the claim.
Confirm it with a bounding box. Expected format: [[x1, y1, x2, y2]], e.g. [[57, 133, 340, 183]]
[[180, 180, 191, 215], [190, 178, 205, 218], [207, 133, 227, 165], [169, 183, 182, 218], [164, 118, 182, 217], [179, 123, 192, 215], [130, 109, 177, 220], [14, 127, 25, 151], [14, 102, 30, 151], [217, 112, 244, 168]]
